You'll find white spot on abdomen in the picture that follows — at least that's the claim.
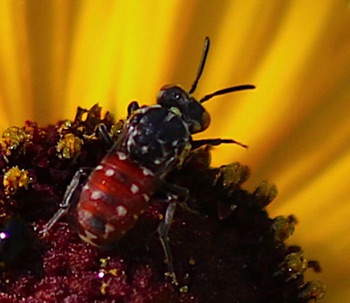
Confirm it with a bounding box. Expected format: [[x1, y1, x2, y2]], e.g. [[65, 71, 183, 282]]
[[116, 205, 128, 217], [105, 169, 115, 177], [130, 184, 139, 194], [91, 191, 103, 200], [117, 152, 127, 160], [105, 223, 115, 233]]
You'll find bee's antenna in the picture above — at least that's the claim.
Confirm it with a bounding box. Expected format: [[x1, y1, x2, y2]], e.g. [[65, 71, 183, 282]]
[[200, 85, 255, 103], [189, 37, 210, 94]]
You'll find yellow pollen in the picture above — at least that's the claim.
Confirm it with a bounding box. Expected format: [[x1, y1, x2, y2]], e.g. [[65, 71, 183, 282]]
[[3, 166, 31, 196]]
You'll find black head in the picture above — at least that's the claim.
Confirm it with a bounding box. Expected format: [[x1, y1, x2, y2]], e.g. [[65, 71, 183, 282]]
[[157, 37, 255, 134], [157, 84, 210, 133]]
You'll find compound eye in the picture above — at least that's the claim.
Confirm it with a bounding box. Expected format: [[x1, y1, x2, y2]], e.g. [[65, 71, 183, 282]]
[[200, 110, 210, 132], [157, 85, 187, 106], [187, 102, 211, 133]]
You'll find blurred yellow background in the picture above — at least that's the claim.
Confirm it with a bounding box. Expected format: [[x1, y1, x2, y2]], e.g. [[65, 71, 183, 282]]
[[0, 1, 349, 301]]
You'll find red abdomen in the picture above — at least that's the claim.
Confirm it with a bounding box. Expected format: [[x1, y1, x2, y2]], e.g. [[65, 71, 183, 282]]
[[77, 152, 158, 249]]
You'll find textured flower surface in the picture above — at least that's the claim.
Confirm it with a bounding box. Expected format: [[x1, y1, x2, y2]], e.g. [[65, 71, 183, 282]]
[[0, 105, 325, 302], [0, 1, 349, 302]]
